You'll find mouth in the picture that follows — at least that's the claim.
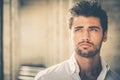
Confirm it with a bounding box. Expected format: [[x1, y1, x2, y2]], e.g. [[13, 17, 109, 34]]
[[79, 43, 92, 48]]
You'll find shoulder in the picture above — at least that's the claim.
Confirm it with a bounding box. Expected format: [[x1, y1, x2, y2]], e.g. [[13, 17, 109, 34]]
[[105, 70, 120, 80], [34, 60, 71, 80]]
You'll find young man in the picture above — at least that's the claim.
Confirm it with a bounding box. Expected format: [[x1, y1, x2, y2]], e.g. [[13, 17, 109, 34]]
[[34, 1, 120, 80]]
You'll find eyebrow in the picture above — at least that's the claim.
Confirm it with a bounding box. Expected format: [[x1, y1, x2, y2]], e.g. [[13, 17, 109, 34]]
[[74, 26, 100, 29], [89, 26, 100, 29], [74, 26, 83, 28]]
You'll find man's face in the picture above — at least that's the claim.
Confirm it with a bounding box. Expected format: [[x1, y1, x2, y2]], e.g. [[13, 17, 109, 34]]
[[71, 16, 107, 58]]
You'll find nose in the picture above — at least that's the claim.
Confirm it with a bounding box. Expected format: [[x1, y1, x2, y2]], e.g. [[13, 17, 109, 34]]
[[82, 30, 90, 41]]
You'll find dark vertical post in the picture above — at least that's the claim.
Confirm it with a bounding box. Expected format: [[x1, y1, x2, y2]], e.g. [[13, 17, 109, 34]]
[[0, 0, 3, 80]]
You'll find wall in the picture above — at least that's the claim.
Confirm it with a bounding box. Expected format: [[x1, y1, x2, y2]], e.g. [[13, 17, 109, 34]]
[[101, 0, 120, 74], [4, 0, 73, 80], [4, 0, 20, 80], [19, 0, 72, 67]]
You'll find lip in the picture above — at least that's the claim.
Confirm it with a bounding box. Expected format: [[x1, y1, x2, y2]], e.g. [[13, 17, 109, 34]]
[[80, 43, 91, 48]]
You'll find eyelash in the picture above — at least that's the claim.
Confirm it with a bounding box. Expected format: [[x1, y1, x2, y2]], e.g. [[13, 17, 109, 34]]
[[74, 28, 98, 32], [90, 28, 98, 31], [75, 28, 81, 32]]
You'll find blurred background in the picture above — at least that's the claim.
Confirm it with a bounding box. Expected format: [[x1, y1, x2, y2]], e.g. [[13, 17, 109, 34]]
[[1, 0, 120, 80]]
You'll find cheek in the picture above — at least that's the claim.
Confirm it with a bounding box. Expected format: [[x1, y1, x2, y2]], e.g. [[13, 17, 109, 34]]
[[73, 33, 81, 44], [91, 33, 103, 44]]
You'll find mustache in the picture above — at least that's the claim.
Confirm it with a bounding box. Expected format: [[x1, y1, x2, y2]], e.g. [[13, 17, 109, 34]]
[[78, 41, 94, 46]]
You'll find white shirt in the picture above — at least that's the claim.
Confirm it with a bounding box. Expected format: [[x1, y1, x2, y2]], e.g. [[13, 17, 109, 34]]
[[34, 54, 110, 80]]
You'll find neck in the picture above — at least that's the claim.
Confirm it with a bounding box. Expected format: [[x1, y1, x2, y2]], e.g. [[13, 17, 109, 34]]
[[75, 53, 102, 80]]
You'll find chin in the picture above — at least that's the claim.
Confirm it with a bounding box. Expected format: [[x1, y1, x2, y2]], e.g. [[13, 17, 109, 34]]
[[77, 50, 98, 58]]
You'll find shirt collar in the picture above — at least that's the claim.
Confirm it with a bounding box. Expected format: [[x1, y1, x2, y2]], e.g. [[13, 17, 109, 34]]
[[97, 58, 110, 80], [69, 53, 80, 74], [68, 53, 110, 79]]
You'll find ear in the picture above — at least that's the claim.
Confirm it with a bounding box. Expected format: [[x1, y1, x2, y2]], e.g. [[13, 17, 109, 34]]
[[103, 31, 107, 42]]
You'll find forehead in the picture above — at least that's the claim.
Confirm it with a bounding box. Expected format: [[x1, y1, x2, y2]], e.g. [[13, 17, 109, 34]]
[[72, 16, 101, 27]]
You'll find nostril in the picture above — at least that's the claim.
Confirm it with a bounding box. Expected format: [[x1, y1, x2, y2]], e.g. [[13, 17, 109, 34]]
[[82, 34, 90, 41], [82, 38, 89, 42]]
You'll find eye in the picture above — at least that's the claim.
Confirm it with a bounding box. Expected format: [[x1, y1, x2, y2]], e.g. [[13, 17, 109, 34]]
[[74, 27, 83, 32], [90, 28, 98, 32], [75, 28, 81, 32]]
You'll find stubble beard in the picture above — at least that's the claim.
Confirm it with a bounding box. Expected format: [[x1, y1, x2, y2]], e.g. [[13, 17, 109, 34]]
[[75, 42, 102, 58]]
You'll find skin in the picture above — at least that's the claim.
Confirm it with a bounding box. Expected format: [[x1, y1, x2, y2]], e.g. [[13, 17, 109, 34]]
[[71, 16, 107, 80]]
